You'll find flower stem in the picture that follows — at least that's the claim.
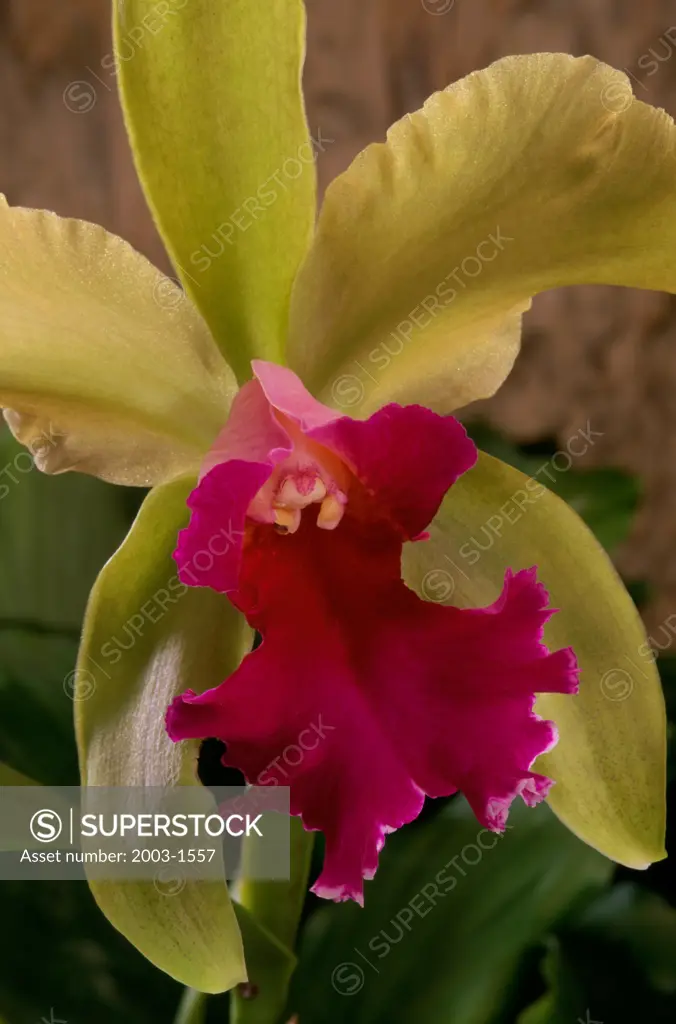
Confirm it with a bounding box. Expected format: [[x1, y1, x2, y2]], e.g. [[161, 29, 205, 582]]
[[231, 818, 314, 1023], [174, 987, 207, 1024]]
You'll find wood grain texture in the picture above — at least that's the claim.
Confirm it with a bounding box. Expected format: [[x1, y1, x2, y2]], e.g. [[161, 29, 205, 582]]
[[0, 0, 167, 266], [3, 0, 676, 624]]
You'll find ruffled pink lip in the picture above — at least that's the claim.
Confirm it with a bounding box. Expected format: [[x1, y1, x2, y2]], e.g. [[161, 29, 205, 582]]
[[175, 359, 477, 598], [169, 360, 579, 903]]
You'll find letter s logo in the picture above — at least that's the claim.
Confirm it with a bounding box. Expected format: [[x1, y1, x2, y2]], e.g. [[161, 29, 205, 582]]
[[30, 809, 63, 843]]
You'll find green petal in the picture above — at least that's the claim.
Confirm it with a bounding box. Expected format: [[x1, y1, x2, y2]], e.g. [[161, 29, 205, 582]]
[[76, 476, 253, 991], [116, 0, 316, 382], [401, 452, 667, 867], [0, 198, 235, 486], [288, 54, 676, 412]]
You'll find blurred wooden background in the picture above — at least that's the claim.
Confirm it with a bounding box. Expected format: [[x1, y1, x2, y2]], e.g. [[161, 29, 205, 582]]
[[3, 0, 676, 625]]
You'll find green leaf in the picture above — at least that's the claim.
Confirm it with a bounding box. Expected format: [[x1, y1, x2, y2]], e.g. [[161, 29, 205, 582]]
[[76, 476, 252, 992], [291, 798, 611, 1024], [0, 427, 132, 627], [0, 198, 234, 486], [116, 0, 316, 382], [656, 656, 676, 782], [0, 644, 80, 784], [288, 54, 676, 414], [0, 878, 182, 1024], [0, 763, 36, 786], [517, 940, 584, 1024], [402, 452, 667, 868], [0, 426, 133, 782], [521, 884, 676, 1023]]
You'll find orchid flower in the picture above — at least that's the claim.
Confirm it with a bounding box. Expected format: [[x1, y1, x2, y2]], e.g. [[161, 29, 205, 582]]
[[0, 0, 672, 999]]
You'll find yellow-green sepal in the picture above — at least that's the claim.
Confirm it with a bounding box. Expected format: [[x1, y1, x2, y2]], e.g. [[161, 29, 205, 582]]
[[116, 0, 317, 381], [0, 196, 235, 485], [76, 476, 253, 991], [402, 451, 666, 867], [289, 54, 676, 414]]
